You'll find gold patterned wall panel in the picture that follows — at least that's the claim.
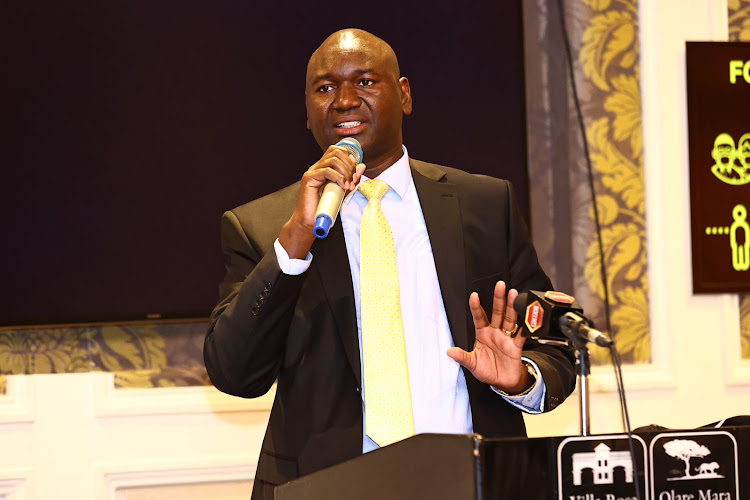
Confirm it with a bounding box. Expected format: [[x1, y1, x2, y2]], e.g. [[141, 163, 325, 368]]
[[729, 0, 750, 40], [0, 323, 209, 389], [579, 0, 649, 364], [525, 0, 649, 365], [728, 0, 750, 359]]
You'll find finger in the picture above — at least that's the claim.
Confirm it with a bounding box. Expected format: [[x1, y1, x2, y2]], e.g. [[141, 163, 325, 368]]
[[468, 292, 489, 330], [351, 163, 366, 188], [310, 157, 355, 190], [504, 288, 526, 346], [335, 147, 359, 169], [489, 281, 507, 329], [314, 150, 357, 180], [326, 146, 359, 173], [325, 144, 358, 161], [326, 155, 356, 186], [446, 347, 476, 371], [501, 287, 519, 332], [304, 166, 346, 190]]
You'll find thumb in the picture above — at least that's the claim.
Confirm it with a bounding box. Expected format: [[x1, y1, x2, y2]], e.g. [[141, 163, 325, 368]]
[[447, 347, 475, 371]]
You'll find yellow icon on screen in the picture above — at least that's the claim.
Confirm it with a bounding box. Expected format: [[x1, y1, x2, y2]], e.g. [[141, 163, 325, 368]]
[[731, 204, 750, 271], [704, 204, 750, 272], [710, 133, 750, 185]]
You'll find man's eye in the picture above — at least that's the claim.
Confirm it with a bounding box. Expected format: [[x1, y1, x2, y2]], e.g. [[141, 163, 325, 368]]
[[317, 84, 333, 93], [359, 79, 374, 87]]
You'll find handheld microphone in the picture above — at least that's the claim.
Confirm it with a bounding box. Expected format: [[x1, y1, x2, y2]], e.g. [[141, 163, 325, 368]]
[[313, 138, 364, 239], [513, 290, 613, 347]]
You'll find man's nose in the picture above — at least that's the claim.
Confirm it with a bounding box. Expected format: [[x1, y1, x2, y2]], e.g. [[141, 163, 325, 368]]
[[333, 83, 360, 110]]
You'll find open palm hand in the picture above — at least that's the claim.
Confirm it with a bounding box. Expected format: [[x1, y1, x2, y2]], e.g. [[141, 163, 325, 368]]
[[447, 281, 533, 395]]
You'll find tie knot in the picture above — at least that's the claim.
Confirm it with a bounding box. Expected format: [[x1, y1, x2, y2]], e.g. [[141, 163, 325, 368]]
[[359, 179, 390, 201]]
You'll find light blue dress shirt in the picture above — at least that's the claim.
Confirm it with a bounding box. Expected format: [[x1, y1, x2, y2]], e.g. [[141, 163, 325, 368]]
[[274, 147, 546, 453]]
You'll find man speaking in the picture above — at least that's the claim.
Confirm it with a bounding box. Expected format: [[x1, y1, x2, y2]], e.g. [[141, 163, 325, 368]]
[[204, 28, 576, 499]]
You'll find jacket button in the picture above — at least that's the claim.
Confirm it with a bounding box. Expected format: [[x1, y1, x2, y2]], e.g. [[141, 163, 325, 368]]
[[264, 283, 272, 292], [251, 306, 260, 316]]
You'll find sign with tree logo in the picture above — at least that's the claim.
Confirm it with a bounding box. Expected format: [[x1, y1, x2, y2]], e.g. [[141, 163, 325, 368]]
[[686, 42, 750, 293], [649, 431, 739, 499]]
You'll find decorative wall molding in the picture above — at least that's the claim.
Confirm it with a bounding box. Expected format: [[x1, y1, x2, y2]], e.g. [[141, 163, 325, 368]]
[[589, 362, 676, 393], [0, 376, 35, 425], [92, 372, 274, 418], [93, 456, 255, 499], [0, 468, 33, 500]]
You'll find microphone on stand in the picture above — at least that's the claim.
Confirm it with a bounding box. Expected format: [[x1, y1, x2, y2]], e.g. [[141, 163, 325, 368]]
[[313, 137, 364, 239], [513, 290, 612, 347]]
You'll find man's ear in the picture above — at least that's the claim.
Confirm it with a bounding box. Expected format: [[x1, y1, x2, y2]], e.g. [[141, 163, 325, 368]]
[[399, 77, 412, 115], [306, 117, 311, 130]]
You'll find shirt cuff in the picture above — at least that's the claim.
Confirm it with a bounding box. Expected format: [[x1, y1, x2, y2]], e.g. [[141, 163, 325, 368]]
[[274, 239, 313, 275], [492, 357, 546, 414]]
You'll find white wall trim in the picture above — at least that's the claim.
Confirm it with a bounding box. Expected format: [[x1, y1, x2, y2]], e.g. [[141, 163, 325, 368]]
[[639, 0, 737, 385], [639, 0, 681, 400], [0, 468, 33, 500], [93, 456, 255, 499], [0, 376, 35, 425], [92, 372, 274, 418], [589, 361, 676, 393]]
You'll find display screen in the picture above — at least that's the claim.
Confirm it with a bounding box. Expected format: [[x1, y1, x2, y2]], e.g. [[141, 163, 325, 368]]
[[1, 1, 531, 327], [686, 42, 750, 293]]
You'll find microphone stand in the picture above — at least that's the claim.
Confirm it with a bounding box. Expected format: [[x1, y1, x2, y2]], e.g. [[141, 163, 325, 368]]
[[576, 344, 592, 436], [558, 312, 602, 436], [539, 307, 642, 499], [537, 336, 591, 435]]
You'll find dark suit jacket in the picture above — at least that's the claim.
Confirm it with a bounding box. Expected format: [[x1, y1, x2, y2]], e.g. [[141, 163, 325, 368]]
[[204, 159, 576, 499]]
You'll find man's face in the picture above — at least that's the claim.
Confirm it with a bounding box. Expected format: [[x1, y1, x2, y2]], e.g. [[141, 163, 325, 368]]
[[305, 34, 412, 172]]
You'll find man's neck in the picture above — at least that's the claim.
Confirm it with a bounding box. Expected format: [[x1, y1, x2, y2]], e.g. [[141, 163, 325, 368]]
[[363, 146, 406, 178]]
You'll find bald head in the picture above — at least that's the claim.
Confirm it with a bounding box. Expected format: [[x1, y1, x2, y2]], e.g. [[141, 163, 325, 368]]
[[306, 29, 401, 88], [304, 28, 412, 176]]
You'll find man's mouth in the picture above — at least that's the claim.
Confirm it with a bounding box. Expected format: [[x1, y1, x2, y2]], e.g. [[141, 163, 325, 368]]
[[335, 121, 363, 129], [333, 120, 366, 136]]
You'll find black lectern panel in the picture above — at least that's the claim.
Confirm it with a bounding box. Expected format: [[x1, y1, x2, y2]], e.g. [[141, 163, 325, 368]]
[[275, 427, 750, 500], [275, 434, 480, 499]]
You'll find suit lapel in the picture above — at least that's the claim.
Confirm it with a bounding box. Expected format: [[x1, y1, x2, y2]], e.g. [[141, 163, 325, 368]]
[[312, 220, 362, 387], [410, 160, 470, 352]]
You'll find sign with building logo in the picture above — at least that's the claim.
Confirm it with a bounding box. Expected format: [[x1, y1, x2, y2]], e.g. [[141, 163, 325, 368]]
[[649, 431, 739, 500], [686, 42, 750, 293], [557, 434, 649, 500]]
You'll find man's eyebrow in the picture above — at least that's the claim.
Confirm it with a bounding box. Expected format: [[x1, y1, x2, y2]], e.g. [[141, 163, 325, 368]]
[[309, 69, 378, 85]]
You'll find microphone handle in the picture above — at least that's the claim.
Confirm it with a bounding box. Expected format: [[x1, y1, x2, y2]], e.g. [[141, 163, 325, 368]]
[[312, 138, 363, 239], [314, 182, 345, 239]]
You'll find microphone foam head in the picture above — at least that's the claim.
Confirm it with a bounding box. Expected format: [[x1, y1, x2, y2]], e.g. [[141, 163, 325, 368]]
[[335, 137, 363, 164]]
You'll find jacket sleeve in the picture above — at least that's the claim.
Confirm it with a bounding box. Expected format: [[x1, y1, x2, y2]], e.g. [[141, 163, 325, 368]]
[[203, 210, 305, 398], [504, 180, 577, 413]]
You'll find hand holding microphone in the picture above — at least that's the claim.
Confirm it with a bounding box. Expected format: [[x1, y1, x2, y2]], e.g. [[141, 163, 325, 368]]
[[313, 138, 364, 238], [278, 138, 364, 259]]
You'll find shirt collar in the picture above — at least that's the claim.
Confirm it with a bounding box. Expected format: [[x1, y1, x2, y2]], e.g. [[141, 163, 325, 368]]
[[345, 145, 411, 204]]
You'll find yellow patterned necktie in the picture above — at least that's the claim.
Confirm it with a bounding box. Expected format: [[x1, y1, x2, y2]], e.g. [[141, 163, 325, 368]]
[[359, 179, 415, 447]]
